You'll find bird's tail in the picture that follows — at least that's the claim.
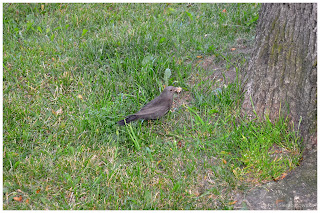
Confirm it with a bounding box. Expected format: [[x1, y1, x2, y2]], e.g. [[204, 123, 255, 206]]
[[117, 115, 138, 126]]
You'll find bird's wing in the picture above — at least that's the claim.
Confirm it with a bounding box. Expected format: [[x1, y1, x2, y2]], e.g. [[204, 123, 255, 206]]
[[134, 105, 170, 116], [140, 95, 163, 110]]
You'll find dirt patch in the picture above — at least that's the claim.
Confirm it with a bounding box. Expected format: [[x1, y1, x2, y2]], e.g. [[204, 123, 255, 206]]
[[196, 40, 254, 86], [189, 58, 237, 90], [199, 56, 237, 84], [172, 90, 192, 112]]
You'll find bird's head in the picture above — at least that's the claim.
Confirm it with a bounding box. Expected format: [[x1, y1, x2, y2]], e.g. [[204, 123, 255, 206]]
[[164, 86, 181, 93], [163, 86, 182, 95]]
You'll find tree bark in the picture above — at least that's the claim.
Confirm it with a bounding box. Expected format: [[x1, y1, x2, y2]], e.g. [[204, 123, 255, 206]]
[[242, 3, 317, 151]]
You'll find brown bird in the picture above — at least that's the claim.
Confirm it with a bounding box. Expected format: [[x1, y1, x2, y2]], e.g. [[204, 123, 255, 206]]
[[118, 86, 181, 126]]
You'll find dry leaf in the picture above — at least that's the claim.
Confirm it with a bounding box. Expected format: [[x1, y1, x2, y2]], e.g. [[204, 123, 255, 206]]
[[45, 185, 49, 191], [56, 107, 63, 115], [229, 200, 237, 205], [52, 107, 63, 115], [273, 172, 288, 181], [63, 71, 70, 78], [231, 48, 236, 51], [36, 189, 41, 194], [222, 159, 227, 164], [196, 56, 202, 58], [193, 191, 200, 197], [222, 9, 226, 13], [13, 196, 22, 202], [25, 199, 30, 204], [274, 173, 287, 181], [41, 5, 44, 11], [276, 199, 284, 205], [77, 94, 83, 100], [281, 173, 288, 179], [208, 194, 217, 199]]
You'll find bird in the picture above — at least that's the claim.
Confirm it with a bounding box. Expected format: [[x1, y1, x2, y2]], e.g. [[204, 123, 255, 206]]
[[117, 86, 181, 126]]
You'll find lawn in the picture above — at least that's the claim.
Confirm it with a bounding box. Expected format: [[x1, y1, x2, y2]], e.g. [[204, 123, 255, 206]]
[[3, 3, 302, 210]]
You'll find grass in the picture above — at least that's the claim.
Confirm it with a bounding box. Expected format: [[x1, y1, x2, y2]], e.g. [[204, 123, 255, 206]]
[[3, 3, 302, 210]]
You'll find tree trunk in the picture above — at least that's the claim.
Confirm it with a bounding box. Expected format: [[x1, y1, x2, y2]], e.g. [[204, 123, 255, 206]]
[[242, 3, 317, 151]]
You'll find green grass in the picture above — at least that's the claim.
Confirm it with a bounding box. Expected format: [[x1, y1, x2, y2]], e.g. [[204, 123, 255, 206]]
[[3, 3, 302, 210]]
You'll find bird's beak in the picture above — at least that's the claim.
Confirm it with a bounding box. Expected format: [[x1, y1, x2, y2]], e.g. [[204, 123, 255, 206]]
[[175, 87, 182, 93]]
